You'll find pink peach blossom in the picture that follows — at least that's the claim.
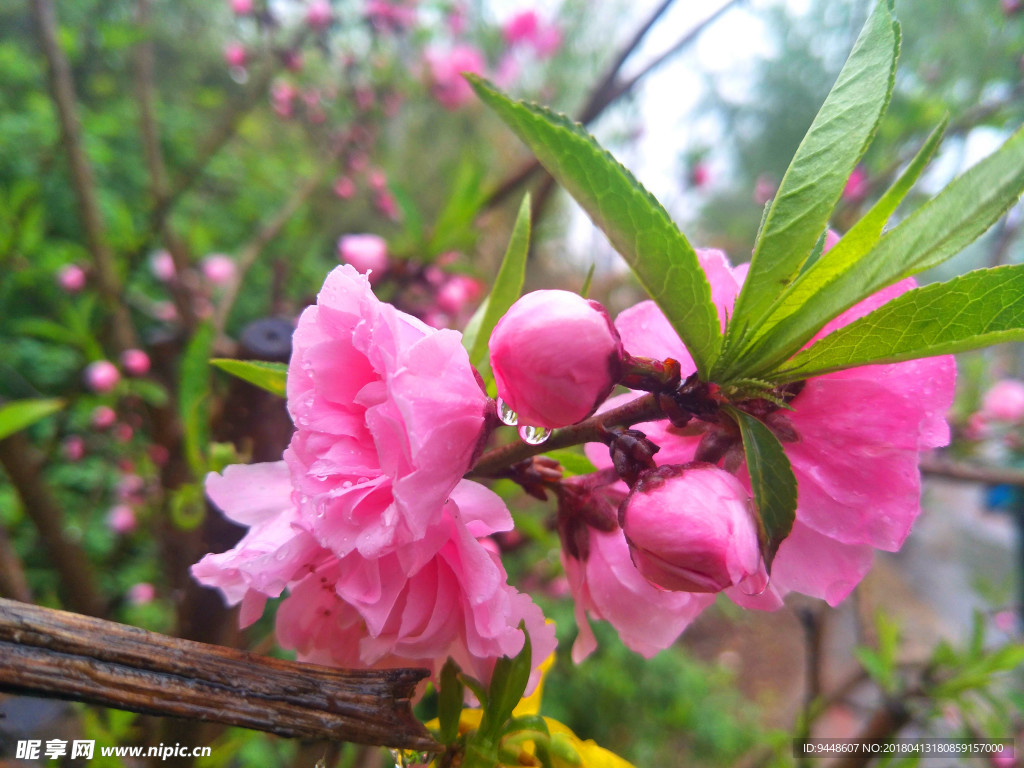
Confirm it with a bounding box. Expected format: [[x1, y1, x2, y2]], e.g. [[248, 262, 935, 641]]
[[436, 274, 482, 316], [365, 0, 417, 30], [127, 582, 156, 605], [563, 526, 714, 663], [150, 250, 176, 282], [57, 264, 86, 293], [333, 176, 356, 199], [62, 435, 85, 461], [91, 406, 117, 430], [121, 349, 150, 376], [84, 360, 120, 393], [106, 505, 138, 535], [502, 10, 539, 45], [201, 254, 236, 286], [424, 45, 485, 110], [490, 290, 624, 429], [843, 165, 869, 201], [980, 379, 1024, 423], [285, 265, 490, 559], [589, 248, 954, 615], [229, 0, 253, 14], [306, 0, 332, 29], [224, 42, 247, 69], [337, 233, 388, 280]]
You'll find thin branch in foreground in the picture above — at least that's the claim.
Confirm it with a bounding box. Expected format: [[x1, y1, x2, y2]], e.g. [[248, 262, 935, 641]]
[[0, 599, 438, 751]]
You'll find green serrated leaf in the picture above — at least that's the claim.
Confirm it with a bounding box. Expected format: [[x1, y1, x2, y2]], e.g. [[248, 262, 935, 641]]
[[438, 658, 464, 744], [180, 325, 214, 477], [0, 398, 64, 441], [744, 123, 1024, 381], [727, 407, 797, 569], [774, 266, 1024, 382], [462, 194, 531, 368], [209, 358, 287, 397], [725, 0, 900, 357], [469, 75, 722, 378], [722, 118, 947, 378]]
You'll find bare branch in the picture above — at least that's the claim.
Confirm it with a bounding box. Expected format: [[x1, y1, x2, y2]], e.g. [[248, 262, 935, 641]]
[[919, 453, 1024, 487], [0, 598, 438, 751], [29, 0, 137, 352]]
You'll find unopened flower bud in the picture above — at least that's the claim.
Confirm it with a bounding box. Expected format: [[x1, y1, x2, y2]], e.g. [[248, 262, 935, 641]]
[[306, 0, 332, 29], [229, 0, 253, 14], [224, 42, 247, 69], [121, 349, 151, 376], [980, 379, 1024, 423], [91, 405, 117, 429], [620, 464, 761, 593], [57, 264, 86, 293], [201, 253, 236, 286], [106, 504, 137, 534], [150, 250, 176, 282], [84, 360, 120, 393], [338, 234, 388, 281], [490, 290, 624, 429]]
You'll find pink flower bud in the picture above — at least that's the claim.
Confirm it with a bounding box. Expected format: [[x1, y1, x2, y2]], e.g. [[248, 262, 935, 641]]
[[368, 168, 388, 191], [503, 10, 539, 45], [62, 436, 85, 461], [150, 250, 176, 282], [306, 0, 332, 29], [114, 423, 134, 443], [91, 406, 117, 430], [621, 464, 762, 593], [148, 444, 170, 466], [201, 253, 236, 286], [224, 42, 247, 69], [424, 45, 485, 110], [489, 290, 624, 428], [127, 582, 156, 605], [57, 264, 86, 293], [753, 174, 776, 205], [690, 162, 710, 188], [84, 360, 120, 393], [981, 379, 1024, 423], [229, 0, 253, 14], [437, 274, 482, 315], [106, 504, 137, 534], [333, 176, 356, 199], [842, 165, 869, 202], [375, 191, 399, 220], [121, 349, 151, 376], [337, 234, 388, 280]]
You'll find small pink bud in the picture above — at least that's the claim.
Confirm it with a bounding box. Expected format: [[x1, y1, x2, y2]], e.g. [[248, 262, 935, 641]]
[[437, 274, 482, 315], [333, 176, 356, 199], [753, 174, 776, 205], [113, 423, 134, 443], [106, 504, 137, 534], [981, 379, 1024, 423], [424, 45, 485, 110], [201, 253, 236, 286], [127, 582, 156, 605], [489, 290, 624, 429], [690, 162, 710, 188], [375, 190, 399, 220], [337, 234, 388, 280], [224, 42, 247, 69], [57, 264, 86, 293], [91, 406, 117, 430], [347, 152, 369, 173], [84, 360, 120, 393], [62, 436, 86, 461], [842, 165, 869, 202], [306, 0, 332, 29], [282, 50, 303, 72], [148, 444, 170, 466], [368, 168, 388, 191], [117, 473, 145, 502], [502, 10, 539, 45], [150, 250, 176, 282], [229, 0, 253, 14], [154, 301, 178, 322], [621, 464, 762, 593], [120, 349, 151, 376], [531, 24, 562, 58]]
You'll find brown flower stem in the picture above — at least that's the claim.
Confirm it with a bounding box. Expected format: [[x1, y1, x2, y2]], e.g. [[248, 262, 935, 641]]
[[0, 525, 32, 603], [469, 393, 663, 478], [29, 0, 138, 353], [0, 433, 106, 618], [0, 598, 438, 751]]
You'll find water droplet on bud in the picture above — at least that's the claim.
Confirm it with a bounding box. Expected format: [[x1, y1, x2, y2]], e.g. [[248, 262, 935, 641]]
[[738, 569, 771, 597], [497, 397, 518, 426], [518, 424, 551, 445]]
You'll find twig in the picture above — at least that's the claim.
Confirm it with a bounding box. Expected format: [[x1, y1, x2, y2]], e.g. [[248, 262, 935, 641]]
[[470, 393, 662, 477], [919, 454, 1024, 487], [29, 0, 138, 353], [211, 150, 338, 335], [0, 598, 438, 751], [0, 433, 106, 618], [483, 0, 744, 212], [0, 525, 32, 603]]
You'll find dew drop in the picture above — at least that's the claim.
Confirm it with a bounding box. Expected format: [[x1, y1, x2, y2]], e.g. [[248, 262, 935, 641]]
[[518, 424, 551, 445], [496, 397, 518, 426], [356, 476, 370, 485], [341, 480, 354, 489], [738, 568, 771, 597]]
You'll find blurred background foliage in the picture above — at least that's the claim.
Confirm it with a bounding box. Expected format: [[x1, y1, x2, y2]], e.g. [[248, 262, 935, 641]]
[[0, 0, 1022, 766]]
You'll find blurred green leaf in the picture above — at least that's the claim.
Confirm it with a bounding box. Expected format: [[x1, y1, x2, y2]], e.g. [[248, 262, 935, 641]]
[[544, 448, 598, 477], [728, 407, 797, 569], [0, 398, 64, 441], [469, 75, 722, 378], [482, 626, 533, 741], [724, 0, 901, 362], [462, 193, 531, 369], [438, 658, 465, 744], [429, 157, 487, 255], [210, 358, 287, 398], [774, 265, 1024, 381]]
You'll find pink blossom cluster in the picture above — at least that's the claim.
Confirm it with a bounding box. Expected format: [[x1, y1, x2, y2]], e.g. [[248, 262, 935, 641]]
[[194, 266, 554, 683], [489, 246, 954, 661], [501, 10, 561, 59], [423, 45, 486, 110]]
